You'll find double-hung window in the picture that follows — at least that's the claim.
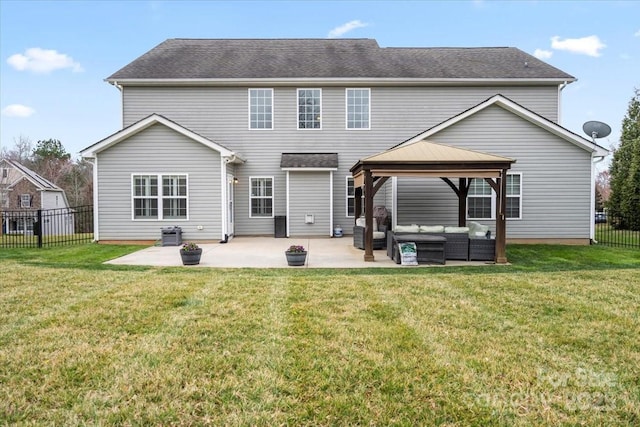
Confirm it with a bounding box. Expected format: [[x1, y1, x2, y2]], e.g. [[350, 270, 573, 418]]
[[346, 88, 370, 129], [505, 174, 522, 219], [20, 194, 31, 208], [346, 176, 362, 217], [249, 88, 273, 129], [298, 89, 321, 129], [132, 174, 188, 220], [162, 175, 188, 219], [467, 173, 522, 220], [467, 179, 493, 219], [250, 177, 273, 218]]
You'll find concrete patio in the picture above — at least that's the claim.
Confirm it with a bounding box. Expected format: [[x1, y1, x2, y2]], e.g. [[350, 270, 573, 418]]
[[105, 236, 497, 268]]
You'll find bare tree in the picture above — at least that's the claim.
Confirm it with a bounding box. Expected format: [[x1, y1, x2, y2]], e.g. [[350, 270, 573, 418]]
[[4, 135, 34, 163]]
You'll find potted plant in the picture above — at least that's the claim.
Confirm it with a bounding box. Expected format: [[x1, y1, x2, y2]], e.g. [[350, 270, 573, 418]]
[[180, 242, 202, 265], [285, 244, 307, 266]]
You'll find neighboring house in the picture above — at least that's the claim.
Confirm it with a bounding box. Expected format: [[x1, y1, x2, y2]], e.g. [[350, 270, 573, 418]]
[[0, 159, 72, 235], [80, 38, 608, 244]]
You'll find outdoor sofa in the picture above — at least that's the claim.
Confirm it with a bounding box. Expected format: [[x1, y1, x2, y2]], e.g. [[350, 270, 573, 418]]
[[387, 222, 495, 262]]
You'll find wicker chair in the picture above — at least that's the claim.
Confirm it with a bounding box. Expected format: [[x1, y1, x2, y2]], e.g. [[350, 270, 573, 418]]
[[353, 218, 387, 250]]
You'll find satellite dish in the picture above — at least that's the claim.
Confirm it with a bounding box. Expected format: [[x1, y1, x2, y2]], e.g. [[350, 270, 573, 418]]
[[583, 121, 611, 140]]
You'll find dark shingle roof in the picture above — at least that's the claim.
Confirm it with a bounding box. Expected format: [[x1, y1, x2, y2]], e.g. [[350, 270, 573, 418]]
[[108, 38, 574, 81], [280, 153, 339, 169], [2, 159, 62, 190]]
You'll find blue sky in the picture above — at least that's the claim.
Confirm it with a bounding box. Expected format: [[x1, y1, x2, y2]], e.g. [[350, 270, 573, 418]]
[[1, 0, 639, 161]]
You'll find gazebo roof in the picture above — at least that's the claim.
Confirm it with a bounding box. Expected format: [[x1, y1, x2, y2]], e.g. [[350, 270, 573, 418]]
[[360, 140, 513, 164], [350, 140, 515, 183]]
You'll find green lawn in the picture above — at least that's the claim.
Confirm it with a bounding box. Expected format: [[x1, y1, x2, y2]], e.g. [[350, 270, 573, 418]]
[[1, 244, 639, 426]]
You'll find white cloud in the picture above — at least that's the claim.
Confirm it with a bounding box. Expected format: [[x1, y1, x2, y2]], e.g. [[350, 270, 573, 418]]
[[534, 49, 553, 60], [550, 35, 606, 57], [7, 48, 84, 73], [635, 29, 640, 37], [328, 20, 368, 38], [2, 104, 36, 118]]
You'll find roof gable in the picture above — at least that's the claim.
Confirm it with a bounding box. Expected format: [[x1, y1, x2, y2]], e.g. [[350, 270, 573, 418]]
[[108, 39, 575, 83], [80, 114, 242, 161], [0, 159, 63, 191], [398, 94, 609, 156]]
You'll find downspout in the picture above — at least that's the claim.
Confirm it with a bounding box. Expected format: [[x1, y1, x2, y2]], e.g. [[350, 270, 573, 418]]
[[109, 80, 124, 128], [557, 81, 569, 124], [84, 157, 99, 242], [590, 153, 606, 243]]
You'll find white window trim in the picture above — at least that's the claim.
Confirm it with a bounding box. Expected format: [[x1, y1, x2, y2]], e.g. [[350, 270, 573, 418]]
[[297, 88, 322, 130], [249, 176, 274, 218], [345, 176, 362, 218], [345, 88, 371, 130], [467, 173, 522, 221], [20, 194, 31, 208], [506, 172, 523, 220], [248, 88, 274, 130], [131, 173, 189, 221]]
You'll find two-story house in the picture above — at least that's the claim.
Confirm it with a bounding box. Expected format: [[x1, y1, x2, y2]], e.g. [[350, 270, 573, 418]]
[[0, 159, 71, 235], [80, 38, 608, 245]]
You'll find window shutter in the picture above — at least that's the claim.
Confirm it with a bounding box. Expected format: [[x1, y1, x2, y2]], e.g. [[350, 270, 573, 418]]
[[29, 195, 33, 207]]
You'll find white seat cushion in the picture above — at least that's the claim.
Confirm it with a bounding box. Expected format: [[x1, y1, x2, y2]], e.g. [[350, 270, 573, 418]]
[[372, 231, 386, 239], [419, 225, 444, 233], [355, 217, 378, 231], [395, 224, 420, 233], [444, 226, 469, 233]]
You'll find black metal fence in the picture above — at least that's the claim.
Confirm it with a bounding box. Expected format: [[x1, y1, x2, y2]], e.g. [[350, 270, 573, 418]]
[[595, 212, 640, 249], [1, 205, 93, 248]]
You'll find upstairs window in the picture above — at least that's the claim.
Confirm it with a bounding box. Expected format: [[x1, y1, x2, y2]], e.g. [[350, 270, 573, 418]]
[[346, 88, 370, 129], [250, 177, 273, 218], [298, 89, 321, 129], [249, 89, 273, 129], [20, 194, 31, 208]]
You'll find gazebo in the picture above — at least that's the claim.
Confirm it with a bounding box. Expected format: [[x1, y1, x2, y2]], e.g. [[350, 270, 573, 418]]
[[350, 140, 516, 263]]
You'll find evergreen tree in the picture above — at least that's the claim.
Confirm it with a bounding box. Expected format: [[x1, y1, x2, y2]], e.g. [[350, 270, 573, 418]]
[[608, 89, 640, 230]]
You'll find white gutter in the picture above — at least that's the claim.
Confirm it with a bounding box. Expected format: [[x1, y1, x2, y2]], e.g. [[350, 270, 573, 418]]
[[107, 77, 576, 87]]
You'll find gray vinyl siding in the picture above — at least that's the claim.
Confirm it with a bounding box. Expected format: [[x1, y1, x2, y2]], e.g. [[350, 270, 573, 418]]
[[396, 105, 592, 238], [288, 171, 331, 236], [120, 85, 561, 236], [96, 124, 222, 241]]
